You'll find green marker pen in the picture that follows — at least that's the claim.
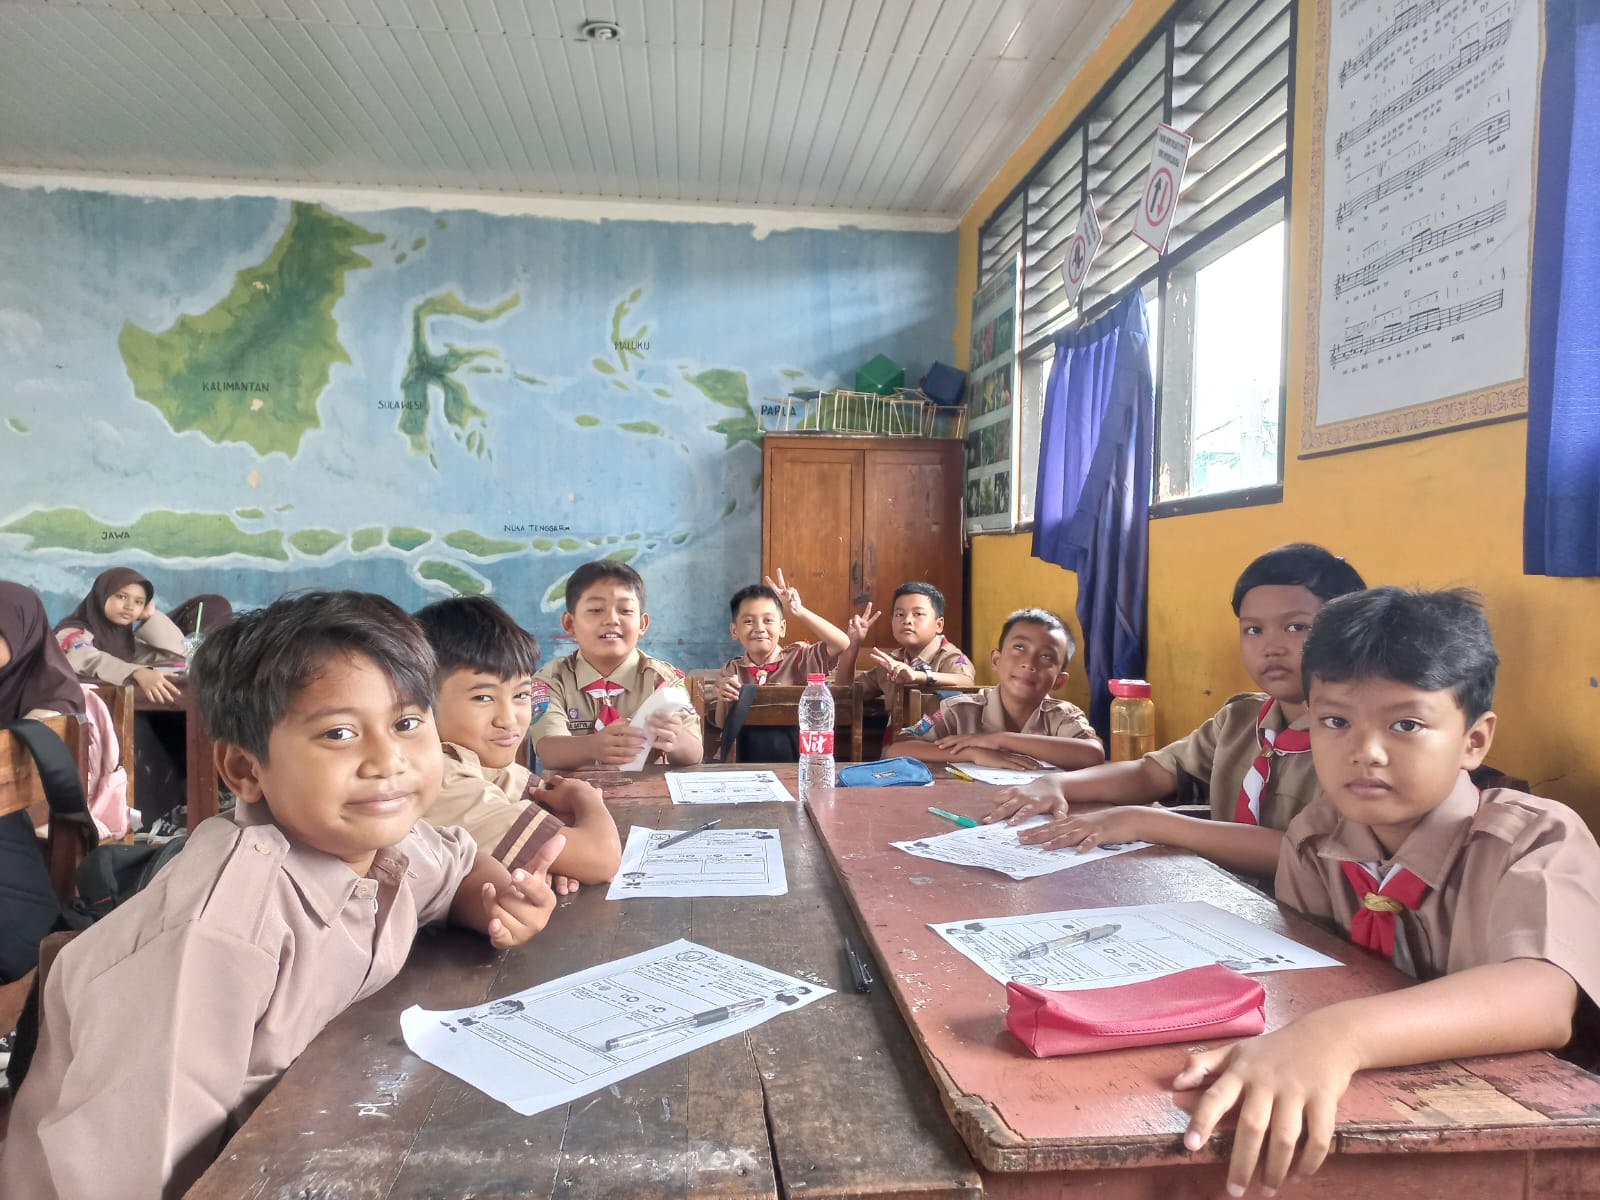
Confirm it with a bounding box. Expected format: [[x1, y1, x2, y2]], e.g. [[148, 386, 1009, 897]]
[[928, 806, 978, 828]]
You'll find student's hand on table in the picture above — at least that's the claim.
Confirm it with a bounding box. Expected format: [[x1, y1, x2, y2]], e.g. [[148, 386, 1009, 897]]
[[846, 603, 882, 641], [647, 709, 694, 756], [1173, 1020, 1359, 1196], [967, 747, 1044, 771], [131, 666, 181, 704], [869, 647, 917, 682], [591, 719, 649, 765], [763, 568, 807, 616], [716, 673, 744, 704], [549, 874, 581, 897], [536, 773, 604, 817], [479, 835, 565, 947], [936, 731, 1004, 754], [982, 774, 1070, 824], [1018, 807, 1149, 851]]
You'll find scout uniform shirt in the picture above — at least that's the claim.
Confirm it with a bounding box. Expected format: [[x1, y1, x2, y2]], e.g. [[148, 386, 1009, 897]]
[[713, 640, 840, 726], [3, 804, 476, 1200], [1277, 771, 1600, 1003], [1145, 692, 1319, 829], [901, 687, 1096, 746], [56, 608, 187, 686], [531, 648, 701, 742], [858, 634, 976, 714], [431, 742, 567, 874]]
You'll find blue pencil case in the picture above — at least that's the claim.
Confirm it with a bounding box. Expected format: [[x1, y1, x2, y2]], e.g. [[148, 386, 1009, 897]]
[[836, 757, 934, 787]]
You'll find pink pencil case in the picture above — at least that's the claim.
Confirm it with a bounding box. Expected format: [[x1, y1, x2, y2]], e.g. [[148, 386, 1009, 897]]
[[1005, 963, 1266, 1057]]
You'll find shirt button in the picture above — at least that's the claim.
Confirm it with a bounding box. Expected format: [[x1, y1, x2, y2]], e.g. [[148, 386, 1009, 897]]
[[254, 842, 271, 855]]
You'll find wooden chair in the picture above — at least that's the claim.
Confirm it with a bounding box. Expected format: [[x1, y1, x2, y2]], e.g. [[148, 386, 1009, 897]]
[[92, 682, 138, 825], [693, 679, 864, 763], [0, 715, 96, 898], [891, 682, 986, 734]]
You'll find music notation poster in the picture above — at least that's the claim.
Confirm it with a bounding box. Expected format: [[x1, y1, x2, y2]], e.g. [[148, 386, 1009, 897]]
[[1302, 0, 1538, 455]]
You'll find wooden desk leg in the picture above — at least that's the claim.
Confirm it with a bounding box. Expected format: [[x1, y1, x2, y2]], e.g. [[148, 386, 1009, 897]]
[[185, 712, 219, 830]]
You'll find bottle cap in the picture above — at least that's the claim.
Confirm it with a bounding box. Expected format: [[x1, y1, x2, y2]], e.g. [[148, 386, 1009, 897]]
[[805, 673, 827, 683], [1108, 678, 1152, 698]]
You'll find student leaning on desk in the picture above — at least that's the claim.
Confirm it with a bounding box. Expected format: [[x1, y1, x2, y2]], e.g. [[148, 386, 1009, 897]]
[[986, 543, 1367, 877], [52, 566, 189, 703], [1, 591, 568, 1200], [889, 607, 1104, 770], [1174, 587, 1600, 1196]]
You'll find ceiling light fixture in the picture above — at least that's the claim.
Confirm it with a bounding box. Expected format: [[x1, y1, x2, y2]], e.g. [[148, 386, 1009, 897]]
[[579, 20, 622, 41]]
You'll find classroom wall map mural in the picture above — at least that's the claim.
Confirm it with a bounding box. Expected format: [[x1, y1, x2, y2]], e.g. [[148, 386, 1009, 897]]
[[0, 185, 955, 668]]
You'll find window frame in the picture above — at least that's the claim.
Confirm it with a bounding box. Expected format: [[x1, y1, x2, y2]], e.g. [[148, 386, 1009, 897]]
[[975, 0, 1299, 525]]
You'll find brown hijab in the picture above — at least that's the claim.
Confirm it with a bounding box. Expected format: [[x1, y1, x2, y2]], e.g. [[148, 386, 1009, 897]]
[[167, 593, 233, 637], [53, 567, 153, 664], [1, 582, 87, 721]]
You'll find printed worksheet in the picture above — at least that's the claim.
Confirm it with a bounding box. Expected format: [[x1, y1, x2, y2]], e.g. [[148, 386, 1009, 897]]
[[607, 825, 788, 898], [401, 939, 830, 1116], [930, 901, 1340, 989], [948, 763, 1057, 785], [665, 770, 798, 805], [892, 814, 1149, 880]]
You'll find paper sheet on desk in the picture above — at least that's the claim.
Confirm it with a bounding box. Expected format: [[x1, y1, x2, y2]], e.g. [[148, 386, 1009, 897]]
[[608, 825, 788, 898], [400, 939, 830, 1116], [892, 815, 1150, 879], [618, 685, 693, 771], [947, 763, 1056, 785], [930, 901, 1340, 990], [666, 770, 797, 804]]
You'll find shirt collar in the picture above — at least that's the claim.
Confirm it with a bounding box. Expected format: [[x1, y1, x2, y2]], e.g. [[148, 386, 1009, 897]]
[[1261, 696, 1310, 733], [573, 648, 641, 688], [234, 797, 412, 926], [1308, 769, 1480, 888]]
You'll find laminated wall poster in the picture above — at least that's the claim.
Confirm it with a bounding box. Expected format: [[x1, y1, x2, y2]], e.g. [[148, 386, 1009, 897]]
[[1302, 0, 1538, 454], [966, 261, 1019, 531]]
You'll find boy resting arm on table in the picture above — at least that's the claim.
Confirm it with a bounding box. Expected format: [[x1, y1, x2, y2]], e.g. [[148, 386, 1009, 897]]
[[889, 609, 1104, 770], [1175, 587, 1600, 1197], [983, 544, 1367, 878], [1, 591, 565, 1200]]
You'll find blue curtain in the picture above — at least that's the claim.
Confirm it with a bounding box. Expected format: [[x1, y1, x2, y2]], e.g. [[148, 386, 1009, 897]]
[[1032, 292, 1154, 737], [1525, 0, 1600, 576]]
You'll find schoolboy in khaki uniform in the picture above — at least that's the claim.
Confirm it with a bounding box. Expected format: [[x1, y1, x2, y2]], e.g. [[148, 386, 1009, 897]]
[[711, 575, 862, 720], [417, 596, 621, 888], [1176, 587, 1600, 1197], [2, 592, 566, 1200], [892, 609, 1104, 770], [855, 581, 976, 716], [990, 544, 1366, 878], [531, 561, 702, 769]]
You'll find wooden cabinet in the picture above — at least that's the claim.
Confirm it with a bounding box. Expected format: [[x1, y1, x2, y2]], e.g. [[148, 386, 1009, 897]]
[[761, 434, 964, 652]]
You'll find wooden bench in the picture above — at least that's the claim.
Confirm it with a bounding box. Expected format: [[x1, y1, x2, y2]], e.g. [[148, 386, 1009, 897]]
[[0, 715, 96, 898]]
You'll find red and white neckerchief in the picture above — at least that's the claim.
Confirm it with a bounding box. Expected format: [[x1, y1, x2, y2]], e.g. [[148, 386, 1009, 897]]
[[1234, 698, 1311, 825], [581, 678, 626, 731], [744, 648, 788, 686], [1339, 860, 1428, 973]]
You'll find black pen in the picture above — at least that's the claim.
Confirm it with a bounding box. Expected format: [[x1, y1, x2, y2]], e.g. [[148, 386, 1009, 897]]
[[845, 937, 875, 993], [658, 819, 720, 848]]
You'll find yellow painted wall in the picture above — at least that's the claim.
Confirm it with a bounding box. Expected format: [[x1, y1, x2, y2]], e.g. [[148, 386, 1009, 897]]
[[960, 0, 1600, 822]]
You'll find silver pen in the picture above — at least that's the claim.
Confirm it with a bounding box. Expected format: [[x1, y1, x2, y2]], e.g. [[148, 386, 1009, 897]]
[[1014, 922, 1120, 960], [604, 995, 766, 1051], [657, 819, 720, 848]]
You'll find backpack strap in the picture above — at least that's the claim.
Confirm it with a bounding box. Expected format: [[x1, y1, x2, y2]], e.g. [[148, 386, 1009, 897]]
[[717, 684, 759, 763], [2, 719, 98, 850]]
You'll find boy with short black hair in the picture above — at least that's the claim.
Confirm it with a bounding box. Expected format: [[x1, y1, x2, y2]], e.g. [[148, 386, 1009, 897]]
[[531, 561, 701, 769], [1175, 587, 1600, 1195], [856, 581, 976, 714], [989, 543, 1366, 877], [416, 596, 621, 888], [3, 591, 566, 1200], [891, 609, 1104, 770]]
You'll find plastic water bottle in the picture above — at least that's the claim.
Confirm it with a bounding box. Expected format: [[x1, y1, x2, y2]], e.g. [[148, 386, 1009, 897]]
[[797, 673, 835, 797]]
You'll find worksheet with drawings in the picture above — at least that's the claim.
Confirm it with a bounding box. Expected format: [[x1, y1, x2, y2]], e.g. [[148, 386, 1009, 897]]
[[892, 815, 1149, 880], [608, 825, 788, 898], [400, 939, 830, 1115], [665, 770, 797, 804], [929, 902, 1340, 990]]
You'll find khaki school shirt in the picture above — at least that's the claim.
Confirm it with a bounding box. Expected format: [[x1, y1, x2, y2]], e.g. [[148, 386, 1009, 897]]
[[431, 742, 567, 873], [530, 649, 701, 741], [1145, 692, 1318, 829], [1277, 773, 1600, 1004], [902, 687, 1096, 743], [858, 635, 976, 713], [56, 609, 187, 687], [3, 806, 475, 1200], [712, 641, 839, 726]]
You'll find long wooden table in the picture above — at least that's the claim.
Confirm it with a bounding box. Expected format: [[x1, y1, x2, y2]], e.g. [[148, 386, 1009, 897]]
[[808, 784, 1600, 1197], [190, 799, 980, 1199], [574, 762, 804, 805]]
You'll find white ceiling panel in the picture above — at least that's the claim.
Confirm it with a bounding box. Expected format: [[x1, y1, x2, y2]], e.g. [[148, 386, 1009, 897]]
[[0, 0, 1133, 218]]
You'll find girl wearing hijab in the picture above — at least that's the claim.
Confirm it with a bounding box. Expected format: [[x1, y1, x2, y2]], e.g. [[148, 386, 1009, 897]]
[[53, 568, 186, 703], [0, 582, 87, 722]]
